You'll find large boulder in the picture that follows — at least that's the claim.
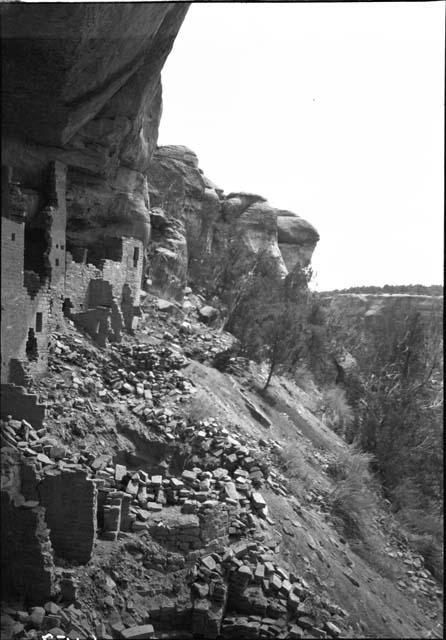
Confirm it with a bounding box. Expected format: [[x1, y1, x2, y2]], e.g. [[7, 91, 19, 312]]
[[277, 210, 320, 270]]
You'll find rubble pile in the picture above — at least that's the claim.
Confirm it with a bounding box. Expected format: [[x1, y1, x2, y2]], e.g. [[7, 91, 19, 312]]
[[0, 601, 104, 640], [185, 542, 347, 640], [141, 293, 235, 365], [0, 416, 77, 467]]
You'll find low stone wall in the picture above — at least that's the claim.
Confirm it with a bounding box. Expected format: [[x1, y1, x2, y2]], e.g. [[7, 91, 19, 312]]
[[149, 512, 203, 553], [147, 503, 230, 553]]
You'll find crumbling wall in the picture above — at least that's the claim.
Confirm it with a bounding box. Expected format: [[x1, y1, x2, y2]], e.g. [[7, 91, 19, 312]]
[[1, 450, 57, 604], [39, 468, 97, 564], [1, 174, 50, 382], [149, 512, 203, 552], [1, 162, 67, 385], [0, 383, 46, 427], [46, 161, 69, 327], [1, 493, 57, 604], [198, 503, 230, 546], [65, 237, 143, 340], [102, 238, 144, 307], [147, 503, 230, 553]]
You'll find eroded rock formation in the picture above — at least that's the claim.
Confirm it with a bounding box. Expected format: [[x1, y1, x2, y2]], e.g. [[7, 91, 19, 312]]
[[147, 145, 320, 300]]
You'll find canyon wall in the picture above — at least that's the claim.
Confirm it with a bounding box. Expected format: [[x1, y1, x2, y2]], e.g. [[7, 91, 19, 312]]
[[321, 293, 443, 333]]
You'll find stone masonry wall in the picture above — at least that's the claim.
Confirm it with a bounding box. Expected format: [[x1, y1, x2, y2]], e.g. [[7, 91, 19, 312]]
[[64, 255, 103, 313], [148, 503, 230, 553], [1, 162, 67, 384], [0, 384, 46, 428], [102, 237, 144, 310], [1, 490, 57, 604], [39, 468, 97, 564], [65, 236, 143, 337], [1, 198, 50, 382]]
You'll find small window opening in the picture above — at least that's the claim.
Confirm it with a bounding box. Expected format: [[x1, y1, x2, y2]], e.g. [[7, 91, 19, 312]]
[[60, 245, 65, 250], [11, 233, 15, 241], [56, 244, 59, 249], [55, 258, 59, 267], [35, 312, 43, 333], [25, 328, 38, 361], [133, 246, 140, 268]]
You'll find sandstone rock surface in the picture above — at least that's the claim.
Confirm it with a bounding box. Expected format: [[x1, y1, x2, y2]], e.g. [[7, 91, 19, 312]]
[[146, 145, 319, 299]]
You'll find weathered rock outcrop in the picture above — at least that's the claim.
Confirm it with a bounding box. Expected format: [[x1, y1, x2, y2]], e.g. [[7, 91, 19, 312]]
[[147, 146, 319, 300]]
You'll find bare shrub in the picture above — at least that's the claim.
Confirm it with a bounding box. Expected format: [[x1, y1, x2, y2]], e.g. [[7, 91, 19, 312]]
[[327, 447, 377, 541], [185, 390, 218, 424], [276, 446, 311, 499], [410, 533, 443, 580], [293, 364, 315, 393], [391, 480, 444, 579], [321, 386, 354, 436], [277, 447, 308, 480], [327, 447, 401, 579]]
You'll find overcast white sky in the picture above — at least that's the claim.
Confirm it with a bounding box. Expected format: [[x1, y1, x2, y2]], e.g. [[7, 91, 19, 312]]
[[158, 1, 445, 291]]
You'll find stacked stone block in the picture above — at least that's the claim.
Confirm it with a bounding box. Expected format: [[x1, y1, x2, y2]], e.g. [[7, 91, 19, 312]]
[[39, 468, 97, 563], [1, 490, 57, 604]]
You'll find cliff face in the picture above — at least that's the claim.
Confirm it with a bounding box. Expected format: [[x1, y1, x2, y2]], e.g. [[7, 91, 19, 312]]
[[147, 145, 320, 300], [322, 293, 443, 332]]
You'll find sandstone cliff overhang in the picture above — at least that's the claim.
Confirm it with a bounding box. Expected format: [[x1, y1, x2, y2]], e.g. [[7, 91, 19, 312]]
[[1, 3, 189, 173]]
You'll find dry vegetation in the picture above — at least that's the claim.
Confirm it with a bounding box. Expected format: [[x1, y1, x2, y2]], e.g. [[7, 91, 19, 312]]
[[185, 389, 219, 423], [320, 386, 354, 436]]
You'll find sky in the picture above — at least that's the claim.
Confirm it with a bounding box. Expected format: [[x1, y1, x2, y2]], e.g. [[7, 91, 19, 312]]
[[158, 1, 445, 291]]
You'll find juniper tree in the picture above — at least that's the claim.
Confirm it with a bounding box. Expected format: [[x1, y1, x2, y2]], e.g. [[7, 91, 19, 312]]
[[227, 251, 312, 390]]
